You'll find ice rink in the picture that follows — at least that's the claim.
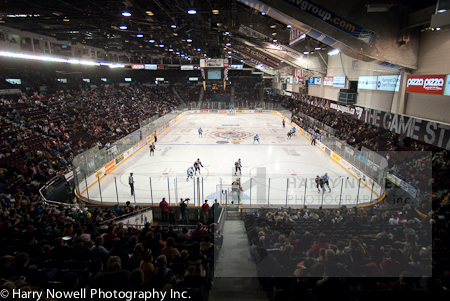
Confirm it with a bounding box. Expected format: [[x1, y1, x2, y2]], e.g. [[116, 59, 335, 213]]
[[82, 113, 378, 208]]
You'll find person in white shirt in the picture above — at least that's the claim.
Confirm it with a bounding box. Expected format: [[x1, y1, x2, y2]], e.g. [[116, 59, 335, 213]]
[[389, 214, 399, 226]]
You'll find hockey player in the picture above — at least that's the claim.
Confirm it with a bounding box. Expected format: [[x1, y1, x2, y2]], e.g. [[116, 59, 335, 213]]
[[187, 166, 194, 181], [282, 119, 285, 128], [287, 131, 292, 139], [311, 133, 316, 145], [291, 127, 296, 136], [315, 175, 323, 193], [253, 134, 260, 144], [198, 127, 203, 138], [149, 142, 155, 156], [322, 173, 331, 192], [194, 158, 204, 175], [235, 159, 242, 175]]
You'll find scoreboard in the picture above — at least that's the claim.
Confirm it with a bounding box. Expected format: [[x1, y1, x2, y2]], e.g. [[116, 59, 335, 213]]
[[200, 58, 230, 90]]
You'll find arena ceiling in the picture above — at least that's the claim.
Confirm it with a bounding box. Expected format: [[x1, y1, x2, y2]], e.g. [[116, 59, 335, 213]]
[[0, 0, 440, 72]]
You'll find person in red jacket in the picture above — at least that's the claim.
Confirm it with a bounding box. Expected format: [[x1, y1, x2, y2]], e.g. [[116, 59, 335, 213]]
[[311, 233, 330, 258], [202, 200, 209, 224], [159, 198, 169, 222]]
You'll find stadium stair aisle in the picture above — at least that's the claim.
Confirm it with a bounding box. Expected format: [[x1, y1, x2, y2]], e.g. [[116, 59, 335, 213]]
[[230, 86, 235, 105], [211, 220, 267, 301], [172, 86, 186, 107]]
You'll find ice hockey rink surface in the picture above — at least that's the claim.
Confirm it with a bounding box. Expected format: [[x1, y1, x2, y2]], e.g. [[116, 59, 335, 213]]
[[82, 113, 377, 208]]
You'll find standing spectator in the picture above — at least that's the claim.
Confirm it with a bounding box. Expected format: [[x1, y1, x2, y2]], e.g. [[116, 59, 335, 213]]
[[159, 198, 169, 222], [201, 200, 209, 224], [180, 199, 189, 224]]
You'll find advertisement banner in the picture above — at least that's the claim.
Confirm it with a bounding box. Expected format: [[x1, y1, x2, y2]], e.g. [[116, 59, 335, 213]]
[[406, 74, 446, 95], [105, 160, 116, 173], [132, 64, 144, 69], [308, 77, 315, 85], [333, 76, 346, 87], [289, 28, 306, 45], [377, 75, 401, 92], [181, 65, 194, 70], [325, 99, 450, 150], [324, 76, 334, 86], [280, 0, 375, 44], [332, 152, 340, 162], [116, 154, 124, 165], [358, 76, 378, 90], [445, 74, 450, 96], [144, 64, 158, 70], [314, 77, 322, 85]]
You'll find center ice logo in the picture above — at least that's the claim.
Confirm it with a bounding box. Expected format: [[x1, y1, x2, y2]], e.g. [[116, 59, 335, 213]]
[[211, 130, 253, 140]]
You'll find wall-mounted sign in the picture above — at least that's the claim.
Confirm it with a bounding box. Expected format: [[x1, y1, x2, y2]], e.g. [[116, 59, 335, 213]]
[[333, 76, 346, 88], [444, 74, 450, 96], [377, 75, 401, 92], [132, 64, 144, 69], [181, 65, 194, 70], [324, 76, 334, 86], [406, 74, 446, 95], [230, 64, 243, 70], [358, 76, 378, 90]]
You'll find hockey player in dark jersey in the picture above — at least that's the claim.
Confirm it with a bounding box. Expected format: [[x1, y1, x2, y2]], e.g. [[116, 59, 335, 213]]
[[235, 159, 242, 176], [194, 158, 204, 175]]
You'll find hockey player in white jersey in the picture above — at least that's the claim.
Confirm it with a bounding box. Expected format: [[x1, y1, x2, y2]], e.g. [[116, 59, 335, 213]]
[[187, 166, 194, 181]]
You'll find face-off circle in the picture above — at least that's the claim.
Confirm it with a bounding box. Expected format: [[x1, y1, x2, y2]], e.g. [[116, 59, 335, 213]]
[[210, 130, 253, 140]]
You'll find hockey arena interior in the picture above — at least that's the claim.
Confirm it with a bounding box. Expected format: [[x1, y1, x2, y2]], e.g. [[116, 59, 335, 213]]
[[0, 0, 447, 300]]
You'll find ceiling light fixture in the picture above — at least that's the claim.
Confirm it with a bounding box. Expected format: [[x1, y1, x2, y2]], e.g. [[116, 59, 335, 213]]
[[240, 59, 244, 62], [146, 11, 154, 16], [315, 46, 322, 50], [228, 55, 232, 58], [328, 49, 340, 56], [437, 9, 447, 13], [225, 31, 230, 35], [197, 48, 201, 51], [181, 54, 185, 57], [173, 32, 178, 36], [187, 9, 197, 15], [119, 25, 127, 30], [137, 34, 143, 37], [169, 48, 173, 51], [149, 39, 155, 43], [287, 24, 292, 28], [273, 39, 277, 42], [304, 51, 309, 54], [226, 42, 231, 46], [159, 44, 164, 47], [212, 10, 219, 14], [122, 12, 131, 17], [63, 17, 69, 22], [227, 50, 232, 53], [186, 38, 192, 42], [176, 51, 180, 54], [272, 32, 277, 35], [171, 24, 177, 28], [262, 12, 266, 15], [270, 25, 276, 28]]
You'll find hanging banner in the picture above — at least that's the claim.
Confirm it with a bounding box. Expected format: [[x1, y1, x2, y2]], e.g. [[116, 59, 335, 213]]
[[289, 28, 306, 45], [233, 43, 280, 67]]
